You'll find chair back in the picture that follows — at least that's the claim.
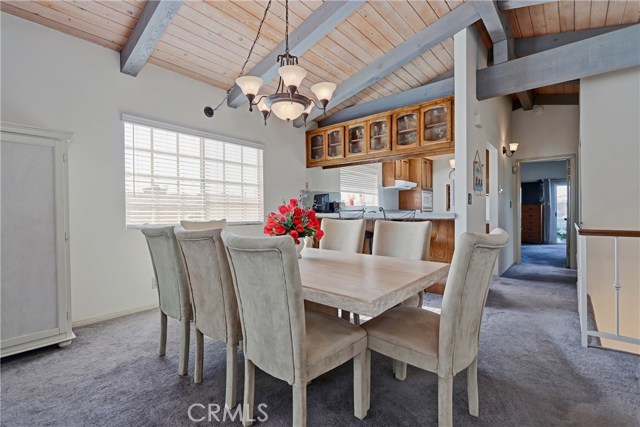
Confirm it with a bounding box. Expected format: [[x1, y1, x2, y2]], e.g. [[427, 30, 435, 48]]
[[319, 218, 366, 253], [372, 220, 432, 260], [141, 225, 191, 321], [175, 226, 239, 344], [438, 229, 509, 376], [221, 230, 306, 385], [180, 219, 226, 230]]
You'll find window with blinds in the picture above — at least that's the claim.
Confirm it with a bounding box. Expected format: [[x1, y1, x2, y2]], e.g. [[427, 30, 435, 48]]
[[124, 120, 264, 226], [339, 165, 379, 207]]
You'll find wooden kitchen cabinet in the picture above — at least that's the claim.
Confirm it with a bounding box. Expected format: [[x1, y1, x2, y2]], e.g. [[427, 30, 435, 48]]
[[346, 121, 367, 157], [420, 99, 452, 149], [306, 126, 344, 166], [326, 127, 344, 161], [393, 107, 420, 151], [382, 159, 410, 187], [421, 158, 433, 190], [368, 114, 391, 153], [306, 129, 325, 165]]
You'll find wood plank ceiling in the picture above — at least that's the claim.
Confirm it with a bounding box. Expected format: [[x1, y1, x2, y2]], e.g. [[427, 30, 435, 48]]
[[2, 1, 639, 119]]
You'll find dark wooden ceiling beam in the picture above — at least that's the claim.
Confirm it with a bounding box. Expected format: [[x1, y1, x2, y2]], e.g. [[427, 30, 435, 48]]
[[512, 93, 580, 110], [226, 0, 365, 108], [517, 90, 534, 110], [317, 75, 454, 127], [120, 0, 183, 77], [477, 25, 640, 100], [295, 2, 480, 127]]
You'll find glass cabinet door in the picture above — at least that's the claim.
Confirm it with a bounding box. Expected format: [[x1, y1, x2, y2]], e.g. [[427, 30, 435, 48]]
[[308, 133, 325, 162], [326, 128, 344, 159], [369, 117, 390, 152], [423, 105, 448, 142], [394, 111, 418, 149], [347, 124, 366, 156]]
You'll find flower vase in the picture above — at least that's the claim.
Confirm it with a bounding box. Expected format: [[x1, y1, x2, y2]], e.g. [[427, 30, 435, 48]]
[[295, 241, 304, 259]]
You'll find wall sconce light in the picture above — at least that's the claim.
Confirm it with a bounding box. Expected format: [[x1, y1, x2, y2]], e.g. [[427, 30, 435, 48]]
[[502, 143, 519, 157], [449, 158, 456, 179]]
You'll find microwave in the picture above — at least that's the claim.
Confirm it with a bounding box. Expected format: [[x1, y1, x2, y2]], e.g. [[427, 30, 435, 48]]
[[421, 190, 433, 212]]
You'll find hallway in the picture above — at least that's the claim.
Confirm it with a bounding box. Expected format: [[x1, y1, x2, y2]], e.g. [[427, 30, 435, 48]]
[[521, 244, 567, 269]]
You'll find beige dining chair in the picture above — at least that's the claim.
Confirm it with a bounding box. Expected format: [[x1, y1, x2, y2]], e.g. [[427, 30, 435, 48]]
[[180, 219, 227, 230], [174, 226, 240, 409], [319, 218, 366, 323], [372, 219, 433, 307], [319, 218, 365, 253], [141, 225, 192, 376], [221, 230, 369, 427], [363, 229, 509, 427]]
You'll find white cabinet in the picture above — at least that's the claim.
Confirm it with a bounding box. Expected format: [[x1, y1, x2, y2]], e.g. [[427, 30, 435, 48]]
[[1, 123, 75, 357]]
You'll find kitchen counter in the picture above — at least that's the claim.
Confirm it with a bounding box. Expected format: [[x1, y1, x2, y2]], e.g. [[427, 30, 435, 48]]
[[316, 211, 455, 220]]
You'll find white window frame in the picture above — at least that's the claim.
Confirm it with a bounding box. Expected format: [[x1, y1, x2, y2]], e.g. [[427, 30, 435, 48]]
[[122, 114, 264, 228]]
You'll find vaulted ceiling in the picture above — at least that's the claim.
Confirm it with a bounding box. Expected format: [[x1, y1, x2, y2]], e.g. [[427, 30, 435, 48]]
[[2, 1, 639, 121]]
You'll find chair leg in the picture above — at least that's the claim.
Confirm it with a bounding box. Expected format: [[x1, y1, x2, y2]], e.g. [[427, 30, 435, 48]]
[[467, 356, 479, 417], [243, 358, 255, 427], [226, 343, 238, 409], [353, 313, 361, 325], [159, 312, 167, 357], [194, 330, 204, 384], [293, 383, 307, 427], [353, 349, 370, 419], [393, 359, 407, 381], [438, 375, 453, 427], [178, 318, 190, 376]]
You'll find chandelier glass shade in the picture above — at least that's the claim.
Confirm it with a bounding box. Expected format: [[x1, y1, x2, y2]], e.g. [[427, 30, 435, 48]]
[[203, 0, 336, 126], [233, 0, 336, 126]]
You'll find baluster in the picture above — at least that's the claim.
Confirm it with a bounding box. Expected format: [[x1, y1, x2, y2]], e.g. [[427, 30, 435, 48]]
[[613, 237, 621, 336]]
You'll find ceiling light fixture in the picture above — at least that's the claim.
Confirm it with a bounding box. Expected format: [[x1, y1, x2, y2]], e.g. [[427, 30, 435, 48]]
[[203, 0, 336, 126], [502, 143, 519, 157]]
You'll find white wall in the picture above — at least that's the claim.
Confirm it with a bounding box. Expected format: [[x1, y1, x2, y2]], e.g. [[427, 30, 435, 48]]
[[454, 27, 515, 274], [520, 160, 567, 182], [580, 66, 640, 353], [512, 105, 579, 160], [0, 13, 307, 323], [430, 153, 455, 213]]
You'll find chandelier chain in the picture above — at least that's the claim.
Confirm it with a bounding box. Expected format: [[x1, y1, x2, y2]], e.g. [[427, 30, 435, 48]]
[[285, 0, 289, 54], [206, 0, 272, 116], [240, 0, 272, 77]]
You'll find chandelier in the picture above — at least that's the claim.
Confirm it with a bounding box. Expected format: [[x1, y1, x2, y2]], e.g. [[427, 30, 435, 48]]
[[203, 0, 336, 126]]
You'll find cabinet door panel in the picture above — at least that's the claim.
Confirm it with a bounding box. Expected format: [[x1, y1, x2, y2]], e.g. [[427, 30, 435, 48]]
[[307, 132, 325, 164], [368, 116, 390, 153], [326, 128, 344, 160], [393, 110, 419, 150], [420, 100, 452, 148], [346, 123, 366, 157]]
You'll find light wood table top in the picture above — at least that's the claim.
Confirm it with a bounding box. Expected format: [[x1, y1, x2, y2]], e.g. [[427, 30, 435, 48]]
[[298, 248, 450, 317]]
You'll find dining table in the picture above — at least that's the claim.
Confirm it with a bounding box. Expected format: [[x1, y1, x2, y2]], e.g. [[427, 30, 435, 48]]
[[298, 247, 450, 318]]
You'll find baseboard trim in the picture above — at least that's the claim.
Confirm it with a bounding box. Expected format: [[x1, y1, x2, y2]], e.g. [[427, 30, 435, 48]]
[[72, 303, 158, 328]]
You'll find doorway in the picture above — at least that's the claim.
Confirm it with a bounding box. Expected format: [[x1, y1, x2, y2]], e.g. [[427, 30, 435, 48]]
[[516, 157, 575, 269]]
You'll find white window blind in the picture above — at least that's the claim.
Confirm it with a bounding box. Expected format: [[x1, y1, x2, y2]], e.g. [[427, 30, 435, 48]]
[[340, 165, 379, 206], [124, 120, 264, 226]]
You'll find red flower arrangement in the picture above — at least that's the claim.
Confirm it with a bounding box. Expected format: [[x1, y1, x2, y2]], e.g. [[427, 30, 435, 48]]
[[263, 198, 324, 245]]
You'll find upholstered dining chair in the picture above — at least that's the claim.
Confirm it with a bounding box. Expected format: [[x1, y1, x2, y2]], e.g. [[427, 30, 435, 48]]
[[319, 218, 365, 253], [363, 229, 509, 427], [319, 218, 366, 323], [141, 225, 192, 376], [372, 219, 433, 307], [180, 219, 226, 230], [221, 230, 369, 427], [174, 226, 240, 409]]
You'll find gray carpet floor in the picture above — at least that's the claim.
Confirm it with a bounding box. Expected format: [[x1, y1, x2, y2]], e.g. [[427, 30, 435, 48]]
[[522, 244, 567, 268], [2, 264, 639, 427]]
